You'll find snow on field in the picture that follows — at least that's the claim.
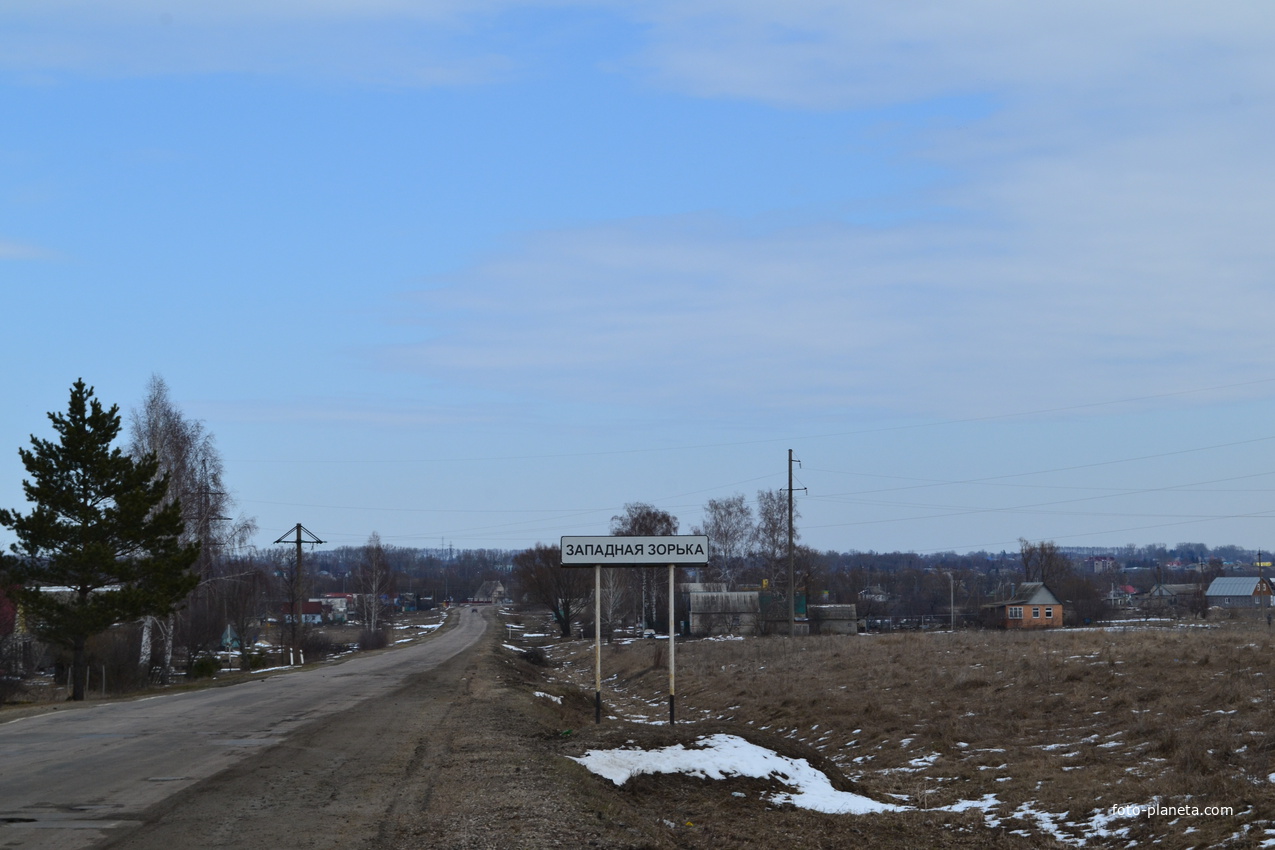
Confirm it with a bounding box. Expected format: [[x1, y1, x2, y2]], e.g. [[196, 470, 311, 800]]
[[570, 734, 906, 814], [533, 691, 563, 704]]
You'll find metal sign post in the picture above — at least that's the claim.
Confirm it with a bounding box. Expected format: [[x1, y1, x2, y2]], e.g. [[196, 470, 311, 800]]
[[561, 535, 708, 725], [668, 563, 676, 724], [594, 564, 602, 724]]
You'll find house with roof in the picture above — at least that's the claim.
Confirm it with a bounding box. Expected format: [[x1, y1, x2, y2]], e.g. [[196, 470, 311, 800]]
[[1105, 584, 1138, 609], [281, 601, 326, 625], [981, 582, 1064, 629], [472, 581, 509, 604], [858, 585, 890, 604], [1142, 583, 1202, 611], [1205, 576, 1273, 608]]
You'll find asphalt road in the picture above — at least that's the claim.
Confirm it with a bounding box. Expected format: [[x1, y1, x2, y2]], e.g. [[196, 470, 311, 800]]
[[0, 608, 488, 850]]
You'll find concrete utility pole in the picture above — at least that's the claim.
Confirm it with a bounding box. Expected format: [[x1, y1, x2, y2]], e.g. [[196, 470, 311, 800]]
[[787, 450, 805, 636]]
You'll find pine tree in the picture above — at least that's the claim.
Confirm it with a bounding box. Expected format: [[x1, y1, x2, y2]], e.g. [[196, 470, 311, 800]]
[[0, 380, 200, 700]]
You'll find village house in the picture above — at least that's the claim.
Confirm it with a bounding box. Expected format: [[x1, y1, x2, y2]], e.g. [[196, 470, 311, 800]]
[[1105, 584, 1138, 610], [281, 601, 326, 625], [472, 581, 509, 604], [319, 594, 351, 623], [1142, 583, 1201, 612], [1205, 576, 1274, 609], [981, 582, 1064, 629]]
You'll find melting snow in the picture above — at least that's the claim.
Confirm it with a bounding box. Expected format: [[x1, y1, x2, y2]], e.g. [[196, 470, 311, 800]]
[[569, 734, 905, 814]]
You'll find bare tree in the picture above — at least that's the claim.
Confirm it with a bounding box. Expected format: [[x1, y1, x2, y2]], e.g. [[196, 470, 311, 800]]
[[216, 557, 270, 667], [132, 376, 258, 560], [130, 375, 256, 680], [272, 541, 312, 659], [610, 503, 678, 537], [694, 493, 753, 589], [598, 568, 630, 640], [1018, 539, 1072, 585], [611, 503, 678, 630], [355, 532, 394, 641], [753, 488, 799, 597], [512, 544, 591, 639]]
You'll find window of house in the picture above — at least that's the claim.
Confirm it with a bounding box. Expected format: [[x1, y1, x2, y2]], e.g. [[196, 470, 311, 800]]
[[1008, 606, 1023, 619], [1045, 607, 1054, 619], [1032, 607, 1040, 618]]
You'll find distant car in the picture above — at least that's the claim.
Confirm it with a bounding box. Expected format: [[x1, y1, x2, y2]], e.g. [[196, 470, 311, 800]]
[[642, 628, 656, 639], [472, 607, 478, 613]]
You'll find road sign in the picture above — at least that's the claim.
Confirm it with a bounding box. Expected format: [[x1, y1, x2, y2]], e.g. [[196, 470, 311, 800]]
[[560, 535, 709, 566]]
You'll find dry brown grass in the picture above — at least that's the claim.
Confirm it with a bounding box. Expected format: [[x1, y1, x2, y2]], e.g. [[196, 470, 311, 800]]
[[524, 618, 1275, 848]]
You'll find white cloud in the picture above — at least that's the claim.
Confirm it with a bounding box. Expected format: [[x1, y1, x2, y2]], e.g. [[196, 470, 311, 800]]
[[377, 1, 1275, 416], [626, 2, 1275, 110], [0, 2, 523, 82], [389, 142, 1275, 422], [0, 238, 51, 260]]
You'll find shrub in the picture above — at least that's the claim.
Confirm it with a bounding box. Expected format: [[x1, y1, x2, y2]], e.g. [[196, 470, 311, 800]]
[[187, 655, 221, 680], [300, 631, 335, 660], [0, 675, 26, 705], [358, 629, 389, 651], [239, 649, 271, 671]]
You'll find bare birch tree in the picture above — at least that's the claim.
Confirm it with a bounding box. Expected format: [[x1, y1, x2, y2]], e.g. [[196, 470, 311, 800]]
[[611, 503, 678, 630], [754, 488, 799, 613], [129, 375, 256, 679], [356, 531, 394, 646], [694, 493, 753, 589], [598, 568, 630, 640]]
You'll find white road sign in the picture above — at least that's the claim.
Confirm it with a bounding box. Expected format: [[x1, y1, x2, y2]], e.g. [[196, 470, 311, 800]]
[[560, 535, 710, 566]]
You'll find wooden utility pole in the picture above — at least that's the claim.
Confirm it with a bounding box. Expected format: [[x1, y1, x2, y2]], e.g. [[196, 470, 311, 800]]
[[273, 524, 324, 663]]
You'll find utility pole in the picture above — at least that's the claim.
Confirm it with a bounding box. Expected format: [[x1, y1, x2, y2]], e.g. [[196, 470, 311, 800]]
[[787, 449, 806, 637], [946, 571, 955, 631], [274, 524, 324, 663]]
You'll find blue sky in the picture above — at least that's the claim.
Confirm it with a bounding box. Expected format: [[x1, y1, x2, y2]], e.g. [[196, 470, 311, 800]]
[[4, 2, 1275, 556]]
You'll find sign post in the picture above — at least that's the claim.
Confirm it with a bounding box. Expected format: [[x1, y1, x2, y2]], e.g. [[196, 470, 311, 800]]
[[668, 562, 676, 724], [561, 535, 709, 725], [594, 564, 602, 723]]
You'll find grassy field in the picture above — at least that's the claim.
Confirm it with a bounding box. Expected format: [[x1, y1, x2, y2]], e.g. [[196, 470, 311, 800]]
[[511, 613, 1275, 848]]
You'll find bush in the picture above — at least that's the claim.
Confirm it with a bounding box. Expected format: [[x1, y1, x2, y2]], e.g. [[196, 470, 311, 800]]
[[300, 631, 335, 660], [239, 649, 271, 671], [0, 675, 26, 705], [358, 629, 389, 651], [187, 655, 221, 680]]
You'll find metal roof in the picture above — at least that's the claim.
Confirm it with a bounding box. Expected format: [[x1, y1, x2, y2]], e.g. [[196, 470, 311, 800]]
[[1205, 577, 1268, 596]]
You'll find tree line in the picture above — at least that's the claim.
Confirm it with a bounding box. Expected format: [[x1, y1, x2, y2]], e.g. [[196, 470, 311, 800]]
[[0, 379, 525, 701], [3, 380, 1259, 697]]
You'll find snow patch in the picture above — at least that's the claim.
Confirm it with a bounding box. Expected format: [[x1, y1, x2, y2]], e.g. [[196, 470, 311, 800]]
[[569, 734, 905, 814]]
